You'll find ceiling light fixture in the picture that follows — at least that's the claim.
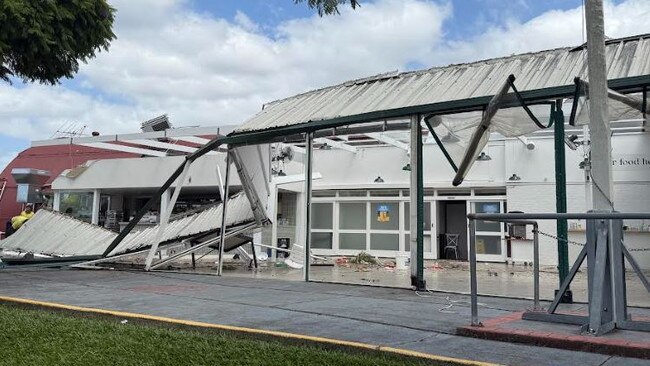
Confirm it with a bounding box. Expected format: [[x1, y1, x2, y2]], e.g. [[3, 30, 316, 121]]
[[508, 173, 521, 181], [476, 152, 492, 161]]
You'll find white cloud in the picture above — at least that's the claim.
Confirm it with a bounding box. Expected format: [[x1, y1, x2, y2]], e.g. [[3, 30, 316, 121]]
[[0, 151, 18, 173], [436, 0, 650, 65], [0, 0, 649, 144]]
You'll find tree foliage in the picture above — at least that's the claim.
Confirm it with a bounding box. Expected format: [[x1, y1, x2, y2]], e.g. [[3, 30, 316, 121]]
[[0, 0, 115, 84], [295, 0, 360, 16]]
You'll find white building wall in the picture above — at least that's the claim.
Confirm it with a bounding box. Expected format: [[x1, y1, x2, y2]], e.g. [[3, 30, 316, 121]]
[[505, 133, 650, 268], [280, 132, 650, 267]]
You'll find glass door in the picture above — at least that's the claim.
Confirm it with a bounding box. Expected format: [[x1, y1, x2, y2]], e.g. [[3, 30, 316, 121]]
[[472, 201, 506, 262]]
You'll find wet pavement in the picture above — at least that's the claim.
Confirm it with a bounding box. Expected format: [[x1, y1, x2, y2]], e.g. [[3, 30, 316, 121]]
[[1, 268, 647, 365], [170, 257, 650, 308]]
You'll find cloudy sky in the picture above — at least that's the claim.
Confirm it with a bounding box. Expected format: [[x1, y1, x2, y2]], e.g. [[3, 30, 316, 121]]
[[1, 0, 649, 169]]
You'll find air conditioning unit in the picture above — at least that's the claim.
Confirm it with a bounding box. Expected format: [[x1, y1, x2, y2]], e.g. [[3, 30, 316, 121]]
[[141, 115, 172, 132]]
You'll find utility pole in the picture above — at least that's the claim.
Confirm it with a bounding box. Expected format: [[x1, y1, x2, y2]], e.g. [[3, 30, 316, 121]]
[[585, 0, 613, 210]]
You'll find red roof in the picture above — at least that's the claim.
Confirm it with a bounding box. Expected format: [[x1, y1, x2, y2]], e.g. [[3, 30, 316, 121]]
[[0, 144, 137, 227]]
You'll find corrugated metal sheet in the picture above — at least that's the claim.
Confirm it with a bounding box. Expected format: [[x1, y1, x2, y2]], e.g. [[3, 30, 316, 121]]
[[235, 35, 650, 134], [0, 210, 118, 256], [0, 192, 255, 257], [108, 192, 254, 256]]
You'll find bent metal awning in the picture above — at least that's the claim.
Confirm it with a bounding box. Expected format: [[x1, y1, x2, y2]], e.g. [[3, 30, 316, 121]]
[[222, 33, 650, 146]]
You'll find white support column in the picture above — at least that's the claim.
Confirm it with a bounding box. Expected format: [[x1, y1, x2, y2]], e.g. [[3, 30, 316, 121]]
[[271, 185, 279, 262], [53, 192, 61, 212], [160, 188, 171, 221], [91, 189, 100, 225], [217, 151, 232, 276], [144, 160, 192, 271], [585, 0, 613, 210]]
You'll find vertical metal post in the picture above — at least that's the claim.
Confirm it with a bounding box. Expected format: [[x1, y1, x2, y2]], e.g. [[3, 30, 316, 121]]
[[53, 191, 61, 212], [533, 223, 540, 310], [303, 133, 313, 282], [409, 115, 425, 290], [586, 219, 615, 335], [609, 218, 627, 324], [160, 188, 171, 222], [144, 160, 191, 270], [585, 0, 614, 210], [217, 150, 231, 276], [409, 118, 418, 284], [469, 219, 479, 326], [416, 116, 425, 289], [554, 102, 571, 301], [91, 189, 101, 225]]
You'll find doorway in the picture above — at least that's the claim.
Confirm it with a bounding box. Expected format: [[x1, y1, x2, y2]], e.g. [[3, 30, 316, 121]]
[[437, 201, 468, 260]]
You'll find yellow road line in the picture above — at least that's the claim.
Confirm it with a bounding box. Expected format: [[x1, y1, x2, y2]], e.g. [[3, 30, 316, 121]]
[[0, 295, 500, 366]]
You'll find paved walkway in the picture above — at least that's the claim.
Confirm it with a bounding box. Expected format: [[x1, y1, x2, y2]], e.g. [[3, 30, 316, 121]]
[[0, 268, 646, 366]]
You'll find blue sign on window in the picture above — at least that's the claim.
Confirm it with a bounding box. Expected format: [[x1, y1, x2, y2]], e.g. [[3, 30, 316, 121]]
[[377, 204, 390, 222]]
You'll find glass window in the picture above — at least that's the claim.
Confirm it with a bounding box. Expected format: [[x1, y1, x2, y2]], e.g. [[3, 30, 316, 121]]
[[475, 202, 501, 232], [311, 203, 333, 229], [402, 189, 434, 197], [438, 189, 470, 196], [404, 202, 431, 230], [59, 191, 94, 223], [313, 190, 336, 197], [338, 190, 367, 197], [339, 203, 366, 230], [474, 188, 506, 196], [339, 233, 366, 250], [371, 202, 399, 230], [370, 233, 399, 250], [476, 235, 502, 255], [369, 190, 399, 197], [311, 232, 333, 249]]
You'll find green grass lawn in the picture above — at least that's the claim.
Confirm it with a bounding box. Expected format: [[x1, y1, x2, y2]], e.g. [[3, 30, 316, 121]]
[[0, 304, 452, 366]]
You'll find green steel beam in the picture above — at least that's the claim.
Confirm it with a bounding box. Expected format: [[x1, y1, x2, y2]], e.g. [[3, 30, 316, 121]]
[[223, 75, 650, 148], [415, 116, 425, 290], [423, 115, 459, 173], [553, 101, 571, 302]]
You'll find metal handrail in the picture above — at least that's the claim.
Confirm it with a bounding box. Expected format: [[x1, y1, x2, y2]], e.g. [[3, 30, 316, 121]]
[[469, 212, 650, 220], [468, 218, 540, 326], [468, 211, 650, 328]]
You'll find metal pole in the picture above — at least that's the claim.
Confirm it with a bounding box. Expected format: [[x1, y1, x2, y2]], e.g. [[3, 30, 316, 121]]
[[533, 223, 540, 310], [553, 102, 571, 302], [469, 219, 479, 326], [144, 160, 191, 270], [409, 115, 425, 290], [409, 117, 418, 285], [217, 150, 231, 276], [585, 0, 613, 210], [91, 189, 100, 225], [303, 132, 313, 282], [416, 116, 425, 290]]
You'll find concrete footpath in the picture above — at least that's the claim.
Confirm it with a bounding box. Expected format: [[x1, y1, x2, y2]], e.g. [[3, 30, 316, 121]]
[[0, 268, 646, 366]]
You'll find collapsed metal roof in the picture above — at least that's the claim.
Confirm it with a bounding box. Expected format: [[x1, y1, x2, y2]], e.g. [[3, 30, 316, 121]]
[[233, 34, 650, 136], [0, 192, 254, 258], [108, 192, 254, 256], [0, 210, 118, 257]]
